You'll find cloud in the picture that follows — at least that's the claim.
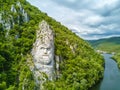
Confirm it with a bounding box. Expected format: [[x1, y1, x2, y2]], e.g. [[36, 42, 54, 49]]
[[27, 0, 120, 40]]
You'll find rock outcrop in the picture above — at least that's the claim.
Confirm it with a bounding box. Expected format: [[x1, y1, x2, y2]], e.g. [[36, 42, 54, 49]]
[[0, 1, 29, 31], [31, 20, 55, 89]]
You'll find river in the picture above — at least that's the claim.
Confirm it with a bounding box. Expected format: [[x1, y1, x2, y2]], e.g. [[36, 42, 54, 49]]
[[90, 53, 120, 90]]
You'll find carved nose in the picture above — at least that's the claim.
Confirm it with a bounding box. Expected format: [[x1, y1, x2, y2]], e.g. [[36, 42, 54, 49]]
[[44, 49, 47, 54]]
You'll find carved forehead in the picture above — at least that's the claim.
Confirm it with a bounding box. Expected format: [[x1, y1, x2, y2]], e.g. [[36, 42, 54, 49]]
[[34, 20, 54, 47]]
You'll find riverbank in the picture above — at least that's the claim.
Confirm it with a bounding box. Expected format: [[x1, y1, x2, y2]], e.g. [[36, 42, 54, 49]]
[[96, 50, 120, 68], [112, 53, 120, 68], [90, 53, 120, 90]]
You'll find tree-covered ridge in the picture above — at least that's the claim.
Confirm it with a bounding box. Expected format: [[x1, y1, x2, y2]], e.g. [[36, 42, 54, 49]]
[[0, 0, 104, 90], [88, 37, 120, 53], [0, 0, 37, 89]]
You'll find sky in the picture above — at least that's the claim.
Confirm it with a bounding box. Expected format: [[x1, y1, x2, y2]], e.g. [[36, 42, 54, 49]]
[[27, 0, 120, 40]]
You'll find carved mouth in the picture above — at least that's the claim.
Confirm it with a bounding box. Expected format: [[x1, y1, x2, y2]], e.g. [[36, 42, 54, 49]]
[[40, 59, 52, 65], [39, 55, 52, 65], [42, 55, 49, 59], [43, 55, 49, 56], [43, 57, 49, 60]]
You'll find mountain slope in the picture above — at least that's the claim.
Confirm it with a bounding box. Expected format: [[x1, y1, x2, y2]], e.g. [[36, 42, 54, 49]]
[[88, 37, 120, 53], [0, 0, 104, 90]]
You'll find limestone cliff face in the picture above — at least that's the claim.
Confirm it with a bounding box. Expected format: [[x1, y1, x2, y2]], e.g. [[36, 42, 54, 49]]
[[0, 1, 29, 31], [31, 20, 55, 89]]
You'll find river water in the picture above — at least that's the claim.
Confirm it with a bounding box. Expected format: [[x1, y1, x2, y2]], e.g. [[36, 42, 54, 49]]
[[91, 53, 120, 90]]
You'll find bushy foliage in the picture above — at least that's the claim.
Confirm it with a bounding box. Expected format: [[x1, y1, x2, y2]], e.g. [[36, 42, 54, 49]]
[[0, 0, 104, 90], [113, 53, 120, 68]]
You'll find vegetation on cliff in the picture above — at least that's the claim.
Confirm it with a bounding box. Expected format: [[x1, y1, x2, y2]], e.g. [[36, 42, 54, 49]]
[[0, 0, 104, 90], [113, 53, 120, 68]]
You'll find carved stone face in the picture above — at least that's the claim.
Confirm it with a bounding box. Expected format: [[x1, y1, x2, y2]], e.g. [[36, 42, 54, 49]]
[[32, 21, 54, 66], [31, 20, 54, 82], [34, 43, 54, 65]]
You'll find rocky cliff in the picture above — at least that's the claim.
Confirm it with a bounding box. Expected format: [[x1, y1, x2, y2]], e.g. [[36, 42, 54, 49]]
[[0, 1, 29, 31], [0, 0, 104, 90], [31, 20, 55, 89]]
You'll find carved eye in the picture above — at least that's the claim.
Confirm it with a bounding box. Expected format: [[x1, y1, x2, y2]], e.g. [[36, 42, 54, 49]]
[[47, 48, 50, 50], [40, 47, 44, 49]]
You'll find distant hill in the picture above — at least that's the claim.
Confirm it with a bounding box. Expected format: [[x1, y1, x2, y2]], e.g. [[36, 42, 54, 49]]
[[88, 37, 120, 53]]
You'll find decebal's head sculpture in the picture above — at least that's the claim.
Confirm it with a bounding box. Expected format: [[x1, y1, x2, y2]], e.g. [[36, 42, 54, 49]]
[[34, 22, 54, 65], [31, 20, 54, 81], [35, 43, 53, 65]]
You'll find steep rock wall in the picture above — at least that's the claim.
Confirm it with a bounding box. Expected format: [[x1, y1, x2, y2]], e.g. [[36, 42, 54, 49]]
[[0, 1, 29, 31], [31, 20, 55, 89]]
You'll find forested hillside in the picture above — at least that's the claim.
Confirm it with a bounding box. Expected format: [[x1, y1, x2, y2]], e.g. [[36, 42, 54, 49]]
[[0, 0, 104, 90], [88, 37, 120, 53], [88, 37, 120, 71]]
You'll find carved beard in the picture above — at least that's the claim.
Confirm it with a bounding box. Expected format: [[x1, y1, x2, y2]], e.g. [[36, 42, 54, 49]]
[[39, 57, 52, 65]]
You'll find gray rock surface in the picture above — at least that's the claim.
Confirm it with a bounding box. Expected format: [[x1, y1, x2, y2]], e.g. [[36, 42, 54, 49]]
[[31, 20, 55, 89], [0, 1, 29, 31]]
